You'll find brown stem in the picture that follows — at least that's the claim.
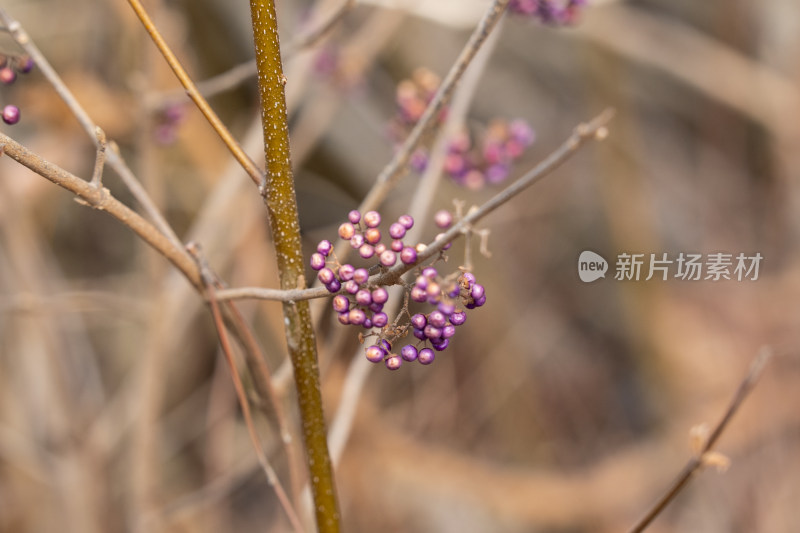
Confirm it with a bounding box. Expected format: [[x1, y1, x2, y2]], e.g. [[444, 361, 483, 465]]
[[248, 1, 340, 531]]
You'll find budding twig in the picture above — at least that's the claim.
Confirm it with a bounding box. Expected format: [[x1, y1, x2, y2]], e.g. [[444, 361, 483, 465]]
[[627, 347, 773, 533], [90, 127, 107, 189]]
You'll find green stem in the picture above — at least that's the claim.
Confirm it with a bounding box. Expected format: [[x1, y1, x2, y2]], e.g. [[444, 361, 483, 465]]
[[248, 2, 340, 532]]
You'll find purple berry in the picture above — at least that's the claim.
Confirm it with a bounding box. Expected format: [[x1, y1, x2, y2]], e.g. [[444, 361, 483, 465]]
[[379, 250, 396, 267], [434, 210, 453, 229], [368, 302, 384, 313], [418, 348, 435, 365], [414, 275, 428, 289], [423, 325, 443, 339], [318, 267, 336, 285], [431, 338, 449, 351], [338, 312, 350, 325], [413, 328, 426, 340], [359, 244, 374, 259], [428, 310, 447, 328], [379, 339, 392, 353], [398, 215, 414, 229], [338, 263, 355, 281], [425, 282, 441, 301], [344, 280, 360, 294], [355, 289, 372, 306], [365, 345, 385, 363], [348, 209, 361, 224], [1, 104, 19, 125], [372, 312, 388, 328], [437, 301, 455, 316], [401, 345, 418, 362], [15, 55, 34, 74], [363, 318, 373, 329], [310, 253, 326, 271], [363, 210, 381, 228], [326, 279, 341, 293], [353, 268, 369, 284], [473, 295, 486, 307], [332, 294, 350, 313], [471, 284, 485, 300], [375, 243, 387, 255], [410, 286, 427, 303], [422, 267, 438, 278], [450, 311, 467, 325], [338, 222, 355, 240], [486, 164, 510, 184], [317, 239, 333, 256], [389, 223, 406, 239], [350, 234, 365, 248], [442, 324, 456, 338], [391, 239, 404, 252], [372, 287, 389, 304], [385, 355, 402, 370], [410, 313, 427, 329], [348, 308, 366, 325], [400, 247, 417, 265]]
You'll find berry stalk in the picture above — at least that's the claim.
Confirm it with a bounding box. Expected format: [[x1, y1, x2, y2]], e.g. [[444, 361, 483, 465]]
[[248, 1, 340, 532]]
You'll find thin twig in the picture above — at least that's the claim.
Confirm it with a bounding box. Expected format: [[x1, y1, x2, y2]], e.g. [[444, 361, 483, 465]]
[[0, 7, 183, 249], [0, 131, 202, 289], [188, 244, 305, 533], [126, 0, 264, 185], [90, 127, 107, 189], [286, 0, 356, 54], [148, 0, 355, 108], [213, 108, 615, 303], [627, 347, 773, 533], [357, 0, 510, 214]]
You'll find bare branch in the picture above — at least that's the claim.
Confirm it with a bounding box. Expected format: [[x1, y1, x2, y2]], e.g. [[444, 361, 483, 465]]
[[627, 347, 773, 533], [90, 127, 107, 189], [0, 131, 202, 288], [126, 0, 264, 185], [189, 243, 304, 533], [0, 6, 183, 249]]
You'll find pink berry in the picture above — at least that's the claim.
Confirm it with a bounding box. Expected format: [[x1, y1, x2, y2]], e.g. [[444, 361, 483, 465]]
[[434, 210, 453, 229], [365, 345, 385, 363], [385, 355, 402, 370], [398, 215, 414, 229], [363, 211, 381, 228], [338, 222, 355, 240], [0, 67, 17, 84], [2, 105, 20, 125]]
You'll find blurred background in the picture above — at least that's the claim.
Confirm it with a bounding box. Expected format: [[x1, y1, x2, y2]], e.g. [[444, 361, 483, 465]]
[[1, 0, 799, 531]]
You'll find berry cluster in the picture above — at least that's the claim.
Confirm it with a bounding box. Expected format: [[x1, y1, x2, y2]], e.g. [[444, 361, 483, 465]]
[[508, 0, 587, 25], [310, 210, 420, 327], [0, 53, 33, 125], [443, 119, 535, 189], [312, 209, 487, 370], [389, 68, 535, 188]]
